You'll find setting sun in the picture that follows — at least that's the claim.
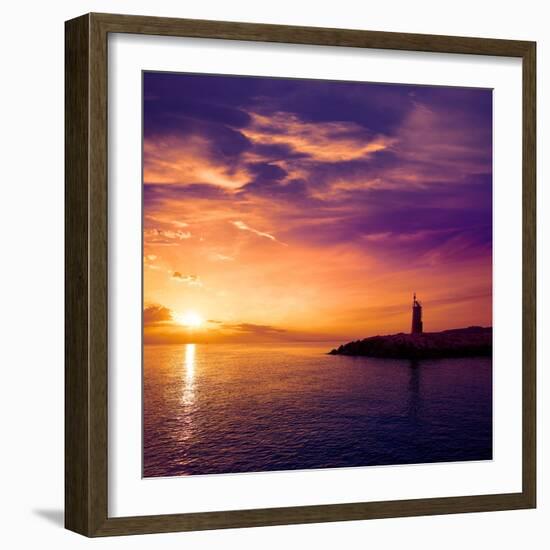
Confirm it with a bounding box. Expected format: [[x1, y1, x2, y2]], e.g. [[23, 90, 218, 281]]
[[176, 311, 204, 328]]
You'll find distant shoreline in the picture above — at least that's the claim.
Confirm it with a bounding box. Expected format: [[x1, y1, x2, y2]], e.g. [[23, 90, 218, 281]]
[[329, 326, 492, 359]]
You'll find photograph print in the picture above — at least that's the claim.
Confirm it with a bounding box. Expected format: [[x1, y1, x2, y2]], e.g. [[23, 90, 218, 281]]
[[142, 72, 493, 478]]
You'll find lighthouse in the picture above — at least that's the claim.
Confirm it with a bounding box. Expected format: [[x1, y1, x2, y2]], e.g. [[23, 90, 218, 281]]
[[411, 293, 423, 334]]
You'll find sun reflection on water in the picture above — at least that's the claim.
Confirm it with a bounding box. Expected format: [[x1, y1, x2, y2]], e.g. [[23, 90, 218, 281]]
[[182, 343, 196, 405]]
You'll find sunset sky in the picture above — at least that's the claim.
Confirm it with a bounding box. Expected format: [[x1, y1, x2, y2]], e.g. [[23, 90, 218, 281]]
[[143, 72, 492, 344]]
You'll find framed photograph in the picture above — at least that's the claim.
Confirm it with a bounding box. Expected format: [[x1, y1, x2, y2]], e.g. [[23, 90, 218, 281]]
[[65, 13, 536, 537]]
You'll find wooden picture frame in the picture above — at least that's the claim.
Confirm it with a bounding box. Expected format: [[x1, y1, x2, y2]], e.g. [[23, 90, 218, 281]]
[[65, 12, 536, 537]]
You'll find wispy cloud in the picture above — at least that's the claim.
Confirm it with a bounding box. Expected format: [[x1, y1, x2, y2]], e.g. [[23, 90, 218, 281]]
[[171, 272, 203, 286], [220, 322, 287, 335], [144, 135, 251, 189], [145, 215, 189, 228], [231, 220, 286, 245], [243, 112, 395, 163], [209, 252, 234, 262], [144, 228, 192, 245], [144, 253, 162, 270]]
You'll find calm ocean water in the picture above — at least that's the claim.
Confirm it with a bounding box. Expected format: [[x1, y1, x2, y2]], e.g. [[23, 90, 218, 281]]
[[143, 343, 492, 477]]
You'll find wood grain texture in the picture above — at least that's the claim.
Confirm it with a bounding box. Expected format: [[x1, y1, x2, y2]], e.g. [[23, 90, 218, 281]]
[[88, 13, 109, 536], [92, 12, 533, 56], [65, 14, 91, 535], [64, 12, 537, 537], [521, 42, 537, 508]]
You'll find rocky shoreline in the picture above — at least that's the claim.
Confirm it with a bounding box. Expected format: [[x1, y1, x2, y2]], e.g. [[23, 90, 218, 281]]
[[329, 326, 492, 359]]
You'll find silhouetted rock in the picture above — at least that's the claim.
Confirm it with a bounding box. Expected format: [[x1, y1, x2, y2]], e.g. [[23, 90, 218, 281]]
[[329, 326, 492, 359]]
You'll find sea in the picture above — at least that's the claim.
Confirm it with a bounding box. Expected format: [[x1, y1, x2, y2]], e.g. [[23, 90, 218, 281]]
[[143, 343, 492, 477]]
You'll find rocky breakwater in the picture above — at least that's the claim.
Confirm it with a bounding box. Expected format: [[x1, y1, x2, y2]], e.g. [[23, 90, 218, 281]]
[[329, 326, 492, 359]]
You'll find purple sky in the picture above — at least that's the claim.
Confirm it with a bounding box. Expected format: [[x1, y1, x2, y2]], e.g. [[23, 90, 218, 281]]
[[143, 72, 492, 342]]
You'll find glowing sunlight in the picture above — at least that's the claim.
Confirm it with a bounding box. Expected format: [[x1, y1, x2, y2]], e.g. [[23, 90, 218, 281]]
[[176, 311, 204, 329]]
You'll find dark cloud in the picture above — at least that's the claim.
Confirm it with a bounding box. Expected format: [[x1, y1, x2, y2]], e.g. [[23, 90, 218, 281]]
[[144, 71, 265, 109], [247, 162, 287, 183], [264, 79, 415, 133], [220, 322, 287, 335], [249, 142, 309, 161], [241, 162, 290, 195], [241, 177, 310, 199], [145, 97, 251, 130], [143, 304, 172, 325], [285, 179, 492, 262]]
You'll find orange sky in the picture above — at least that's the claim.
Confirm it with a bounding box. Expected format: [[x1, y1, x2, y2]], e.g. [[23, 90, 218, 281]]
[[142, 73, 492, 344]]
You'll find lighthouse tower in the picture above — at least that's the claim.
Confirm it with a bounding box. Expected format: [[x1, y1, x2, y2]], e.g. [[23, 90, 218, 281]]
[[411, 293, 423, 334]]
